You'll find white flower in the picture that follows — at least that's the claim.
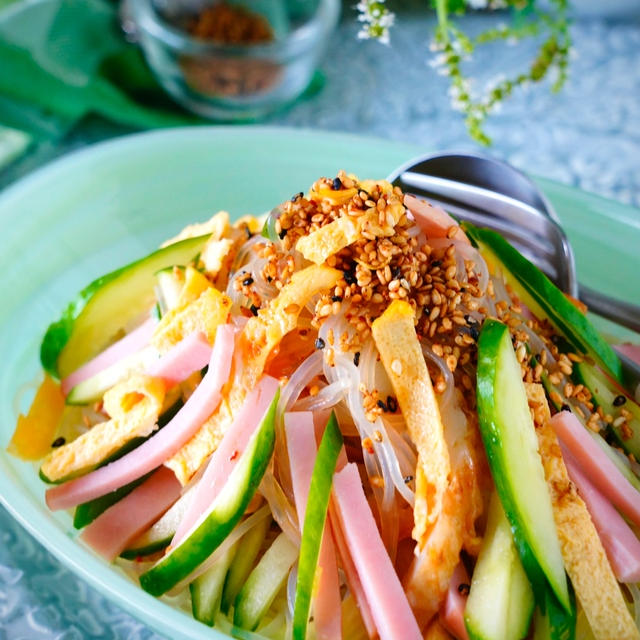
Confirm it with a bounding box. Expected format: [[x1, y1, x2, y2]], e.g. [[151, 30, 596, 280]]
[[355, 0, 395, 44], [466, 0, 489, 9]]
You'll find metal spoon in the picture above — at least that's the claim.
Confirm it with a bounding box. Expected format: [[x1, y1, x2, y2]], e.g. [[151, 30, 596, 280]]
[[387, 151, 640, 383]]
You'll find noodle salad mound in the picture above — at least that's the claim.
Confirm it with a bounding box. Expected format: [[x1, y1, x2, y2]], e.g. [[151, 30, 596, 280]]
[[10, 173, 640, 640]]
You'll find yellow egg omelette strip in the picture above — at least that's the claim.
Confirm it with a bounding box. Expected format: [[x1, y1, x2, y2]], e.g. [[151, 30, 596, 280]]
[[151, 287, 232, 354], [9, 374, 65, 461], [161, 211, 230, 248], [166, 264, 341, 485], [371, 299, 451, 543], [296, 180, 405, 265], [526, 383, 639, 640], [40, 375, 165, 482]]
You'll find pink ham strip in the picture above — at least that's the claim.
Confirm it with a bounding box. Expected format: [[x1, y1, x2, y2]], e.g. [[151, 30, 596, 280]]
[[61, 317, 157, 395], [285, 411, 342, 640], [46, 324, 236, 511], [332, 463, 422, 640], [328, 503, 377, 638], [171, 375, 280, 545], [440, 562, 471, 640], [80, 466, 181, 561], [562, 445, 640, 583], [404, 194, 470, 245], [616, 343, 640, 365], [551, 410, 640, 528], [146, 331, 212, 386]]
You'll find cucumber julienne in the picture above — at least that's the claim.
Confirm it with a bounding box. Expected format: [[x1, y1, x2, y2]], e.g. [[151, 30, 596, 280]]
[[292, 413, 344, 640], [41, 234, 209, 379], [462, 222, 623, 384], [139, 390, 279, 597], [476, 319, 571, 617]]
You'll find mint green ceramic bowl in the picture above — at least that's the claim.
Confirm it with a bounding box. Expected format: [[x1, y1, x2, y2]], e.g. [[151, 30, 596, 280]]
[[0, 127, 637, 639]]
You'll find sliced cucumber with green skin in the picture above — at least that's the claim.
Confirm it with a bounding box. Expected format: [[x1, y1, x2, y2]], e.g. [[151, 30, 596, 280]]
[[139, 390, 279, 596], [465, 491, 534, 640], [121, 483, 194, 559], [66, 347, 155, 405], [221, 514, 272, 613], [155, 266, 184, 315], [234, 532, 298, 631], [477, 319, 571, 614], [532, 588, 576, 640], [573, 361, 640, 459], [74, 471, 153, 529], [589, 430, 640, 492], [41, 234, 208, 379], [191, 540, 239, 626], [293, 412, 343, 640], [463, 223, 622, 384]]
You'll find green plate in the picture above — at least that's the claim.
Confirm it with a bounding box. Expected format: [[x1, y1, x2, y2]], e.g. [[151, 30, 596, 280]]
[[0, 126, 637, 640]]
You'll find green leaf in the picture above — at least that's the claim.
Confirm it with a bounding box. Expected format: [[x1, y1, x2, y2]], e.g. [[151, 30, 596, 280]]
[[292, 412, 343, 640]]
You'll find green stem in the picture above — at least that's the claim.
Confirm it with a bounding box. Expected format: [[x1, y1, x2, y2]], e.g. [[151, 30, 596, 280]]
[[435, 0, 450, 43]]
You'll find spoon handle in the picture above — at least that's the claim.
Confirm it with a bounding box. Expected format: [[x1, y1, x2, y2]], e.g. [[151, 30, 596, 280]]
[[578, 285, 640, 335]]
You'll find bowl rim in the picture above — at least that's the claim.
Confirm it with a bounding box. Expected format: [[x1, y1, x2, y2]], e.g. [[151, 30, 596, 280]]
[[130, 0, 341, 57]]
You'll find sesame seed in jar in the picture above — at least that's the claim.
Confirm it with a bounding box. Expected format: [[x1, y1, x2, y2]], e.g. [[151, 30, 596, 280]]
[[391, 359, 403, 375]]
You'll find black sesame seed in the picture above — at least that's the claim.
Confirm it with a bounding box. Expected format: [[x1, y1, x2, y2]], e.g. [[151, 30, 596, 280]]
[[613, 394, 627, 407], [244, 224, 252, 239], [51, 437, 65, 448], [457, 583, 471, 596], [431, 259, 442, 268], [403, 475, 414, 484], [266, 276, 273, 282], [343, 270, 356, 285], [291, 191, 303, 202], [242, 276, 254, 286], [377, 399, 388, 412], [249, 304, 259, 316], [464, 314, 478, 325], [392, 266, 403, 280], [422, 306, 430, 317], [469, 326, 480, 341], [387, 396, 398, 413], [315, 337, 326, 350], [332, 177, 342, 190], [278, 228, 287, 240], [331, 295, 342, 302], [353, 351, 361, 366], [561, 403, 571, 412]]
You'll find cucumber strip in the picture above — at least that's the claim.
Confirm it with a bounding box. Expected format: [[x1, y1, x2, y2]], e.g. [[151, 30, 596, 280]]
[[589, 431, 640, 492], [120, 484, 194, 559], [476, 319, 570, 613], [66, 347, 156, 405], [190, 540, 239, 626], [292, 413, 343, 640], [155, 267, 185, 315], [139, 390, 279, 596], [234, 532, 298, 631], [221, 514, 272, 613], [74, 471, 152, 529], [465, 491, 534, 640], [574, 361, 640, 459], [532, 588, 577, 640], [463, 223, 622, 383], [41, 234, 208, 379]]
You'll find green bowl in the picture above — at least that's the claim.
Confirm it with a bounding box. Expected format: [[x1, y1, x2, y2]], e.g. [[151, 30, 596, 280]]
[[0, 126, 637, 638]]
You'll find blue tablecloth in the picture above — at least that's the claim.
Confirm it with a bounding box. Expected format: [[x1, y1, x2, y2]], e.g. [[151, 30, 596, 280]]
[[1, 9, 639, 640]]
